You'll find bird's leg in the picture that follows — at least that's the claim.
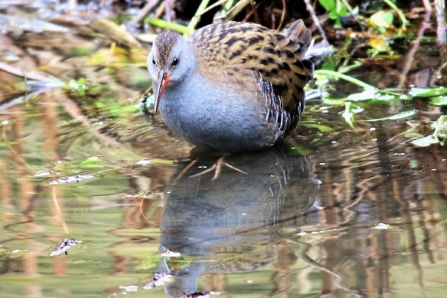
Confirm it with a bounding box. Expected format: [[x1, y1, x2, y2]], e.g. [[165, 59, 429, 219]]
[[189, 156, 247, 181]]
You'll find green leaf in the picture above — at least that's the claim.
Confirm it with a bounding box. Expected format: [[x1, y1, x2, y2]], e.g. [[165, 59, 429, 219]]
[[411, 135, 440, 147], [375, 94, 396, 101], [321, 57, 338, 71], [367, 110, 417, 122], [382, 11, 394, 25], [370, 11, 394, 28], [303, 123, 334, 132], [429, 96, 447, 106], [66, 78, 87, 96], [388, 110, 417, 120], [287, 146, 305, 156], [411, 115, 447, 147], [319, 0, 335, 11], [335, 18, 342, 28], [337, 4, 350, 17], [348, 90, 378, 101], [329, 11, 339, 20], [433, 115, 447, 139], [322, 97, 350, 105], [145, 18, 190, 35], [79, 156, 104, 169], [409, 87, 447, 98], [342, 102, 355, 128], [109, 104, 139, 118]]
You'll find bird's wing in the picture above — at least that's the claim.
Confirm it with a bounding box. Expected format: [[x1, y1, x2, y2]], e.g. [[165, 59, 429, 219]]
[[188, 20, 314, 117]]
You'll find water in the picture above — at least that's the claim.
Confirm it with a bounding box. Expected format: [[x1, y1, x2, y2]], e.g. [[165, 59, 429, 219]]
[[1, 90, 447, 297]]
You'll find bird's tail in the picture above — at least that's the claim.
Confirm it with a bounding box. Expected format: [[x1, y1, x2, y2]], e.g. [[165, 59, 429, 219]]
[[285, 19, 312, 60]]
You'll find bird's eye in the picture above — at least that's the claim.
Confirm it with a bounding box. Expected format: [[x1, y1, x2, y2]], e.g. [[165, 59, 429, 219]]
[[172, 57, 179, 66], [152, 59, 156, 65]]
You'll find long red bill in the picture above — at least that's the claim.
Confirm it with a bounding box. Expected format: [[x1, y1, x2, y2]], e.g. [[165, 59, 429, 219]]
[[154, 70, 170, 113]]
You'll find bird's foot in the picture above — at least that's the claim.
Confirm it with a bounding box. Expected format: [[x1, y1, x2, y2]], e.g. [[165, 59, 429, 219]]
[[189, 156, 247, 181]]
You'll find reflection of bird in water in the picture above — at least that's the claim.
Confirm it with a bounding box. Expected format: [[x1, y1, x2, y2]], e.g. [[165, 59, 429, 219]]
[[156, 147, 320, 297]]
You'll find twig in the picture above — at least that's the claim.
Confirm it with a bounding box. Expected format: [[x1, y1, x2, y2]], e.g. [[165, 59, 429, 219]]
[[303, 0, 329, 46], [52, 186, 70, 235], [89, 18, 142, 49], [422, 0, 432, 12], [187, 0, 211, 34], [154, 1, 166, 19], [296, 241, 365, 296], [397, 10, 432, 89], [435, 0, 447, 76], [383, 0, 408, 29], [128, 0, 161, 28], [315, 69, 376, 90], [0, 35, 37, 70], [340, 0, 363, 29], [224, 0, 252, 21], [277, 0, 286, 31], [165, 0, 175, 22], [242, 1, 262, 23], [57, 92, 122, 147], [251, 1, 260, 24], [0, 61, 54, 82], [0, 88, 51, 112], [195, 0, 227, 18]]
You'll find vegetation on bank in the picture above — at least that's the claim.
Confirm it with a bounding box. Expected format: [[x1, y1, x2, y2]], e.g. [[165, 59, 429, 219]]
[[0, 0, 446, 146]]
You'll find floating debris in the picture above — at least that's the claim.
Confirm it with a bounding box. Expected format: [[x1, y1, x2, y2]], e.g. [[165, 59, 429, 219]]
[[50, 238, 80, 256], [34, 170, 51, 177], [118, 285, 139, 294], [161, 250, 181, 258], [374, 223, 390, 230], [182, 292, 210, 298], [143, 272, 172, 289], [136, 158, 152, 166], [53, 174, 94, 184], [182, 291, 220, 298]]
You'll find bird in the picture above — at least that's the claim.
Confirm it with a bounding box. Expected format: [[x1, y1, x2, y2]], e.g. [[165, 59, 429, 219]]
[[147, 20, 314, 153]]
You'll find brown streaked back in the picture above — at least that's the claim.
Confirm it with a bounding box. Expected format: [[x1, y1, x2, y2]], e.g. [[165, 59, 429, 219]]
[[187, 20, 313, 121]]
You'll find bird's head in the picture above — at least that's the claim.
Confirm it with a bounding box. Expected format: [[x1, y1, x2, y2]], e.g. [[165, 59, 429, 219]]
[[147, 31, 196, 113]]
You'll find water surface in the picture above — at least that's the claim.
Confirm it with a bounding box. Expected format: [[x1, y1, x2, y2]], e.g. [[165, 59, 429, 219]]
[[1, 90, 447, 298]]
